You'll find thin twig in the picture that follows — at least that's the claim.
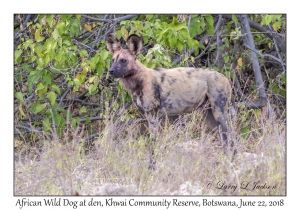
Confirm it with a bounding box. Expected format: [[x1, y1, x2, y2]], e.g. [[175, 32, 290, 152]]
[[14, 92, 35, 113], [243, 44, 286, 66], [14, 125, 43, 135], [82, 14, 138, 24], [14, 14, 32, 40], [66, 117, 104, 125], [87, 23, 105, 58], [58, 86, 72, 106], [194, 37, 211, 60], [71, 39, 97, 53], [55, 98, 101, 107], [82, 15, 112, 23], [84, 132, 100, 141]]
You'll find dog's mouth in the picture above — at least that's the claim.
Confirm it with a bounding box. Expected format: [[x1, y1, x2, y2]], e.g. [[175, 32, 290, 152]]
[[110, 71, 134, 79], [122, 72, 134, 78]]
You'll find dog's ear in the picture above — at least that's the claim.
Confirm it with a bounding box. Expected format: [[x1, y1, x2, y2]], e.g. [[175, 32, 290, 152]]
[[106, 33, 121, 54], [126, 34, 143, 55]]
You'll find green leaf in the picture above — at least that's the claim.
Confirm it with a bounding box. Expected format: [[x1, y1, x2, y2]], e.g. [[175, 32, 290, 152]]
[[36, 82, 44, 91], [43, 73, 52, 86], [35, 36, 45, 43], [178, 28, 188, 41], [34, 45, 44, 56], [45, 38, 57, 52], [57, 116, 65, 138], [76, 14, 81, 20], [79, 50, 88, 58], [51, 84, 61, 95], [187, 39, 194, 49], [101, 50, 110, 60], [60, 14, 72, 21], [79, 106, 86, 115], [261, 15, 273, 26], [32, 103, 45, 114], [241, 127, 250, 139], [232, 15, 238, 23], [46, 15, 54, 26], [36, 82, 44, 90], [56, 22, 66, 36], [191, 56, 195, 63], [146, 15, 153, 21], [168, 32, 177, 48], [47, 92, 57, 106], [15, 92, 24, 103], [198, 41, 205, 50], [22, 63, 34, 72], [42, 117, 51, 131], [88, 84, 97, 94], [266, 15, 273, 25], [14, 50, 22, 63], [206, 24, 214, 35], [177, 41, 184, 52], [273, 21, 281, 31], [189, 17, 203, 38], [173, 22, 186, 31], [71, 117, 80, 128], [223, 54, 229, 63], [19, 103, 25, 117], [22, 39, 33, 50], [204, 15, 214, 35]]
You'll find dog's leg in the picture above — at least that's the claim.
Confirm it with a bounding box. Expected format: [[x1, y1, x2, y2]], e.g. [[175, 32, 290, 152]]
[[206, 91, 230, 151], [144, 112, 158, 170]]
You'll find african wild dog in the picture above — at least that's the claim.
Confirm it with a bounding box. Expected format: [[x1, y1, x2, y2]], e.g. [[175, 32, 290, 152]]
[[106, 34, 232, 166]]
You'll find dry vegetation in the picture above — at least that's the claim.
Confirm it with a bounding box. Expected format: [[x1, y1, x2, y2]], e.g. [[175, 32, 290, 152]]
[[14, 106, 286, 196]]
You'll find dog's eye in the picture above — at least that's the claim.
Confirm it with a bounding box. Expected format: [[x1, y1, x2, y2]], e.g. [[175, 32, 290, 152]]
[[120, 59, 127, 64], [112, 58, 115, 63]]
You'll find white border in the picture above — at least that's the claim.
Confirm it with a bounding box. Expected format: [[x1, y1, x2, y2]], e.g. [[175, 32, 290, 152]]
[[2, 0, 297, 209]]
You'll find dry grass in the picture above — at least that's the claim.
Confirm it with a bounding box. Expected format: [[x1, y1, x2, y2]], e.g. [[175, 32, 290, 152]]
[[14, 107, 286, 195]]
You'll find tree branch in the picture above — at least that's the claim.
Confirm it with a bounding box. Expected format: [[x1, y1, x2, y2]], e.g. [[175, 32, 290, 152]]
[[82, 14, 138, 24], [238, 15, 267, 109], [243, 44, 286, 66], [14, 14, 32, 40], [210, 14, 223, 69], [56, 98, 101, 107], [82, 15, 112, 23]]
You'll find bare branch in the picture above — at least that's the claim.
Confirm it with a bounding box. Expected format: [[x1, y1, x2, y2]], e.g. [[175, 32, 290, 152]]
[[14, 14, 32, 40], [14, 93, 35, 113], [58, 86, 72, 107], [243, 44, 286, 67], [238, 14, 267, 108], [56, 98, 101, 107], [210, 14, 223, 69], [66, 117, 104, 125], [82, 15, 112, 23], [82, 14, 138, 24], [84, 132, 100, 141], [14, 125, 42, 134]]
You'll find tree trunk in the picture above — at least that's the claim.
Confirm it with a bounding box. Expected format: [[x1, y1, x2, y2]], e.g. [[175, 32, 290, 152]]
[[238, 14, 267, 108]]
